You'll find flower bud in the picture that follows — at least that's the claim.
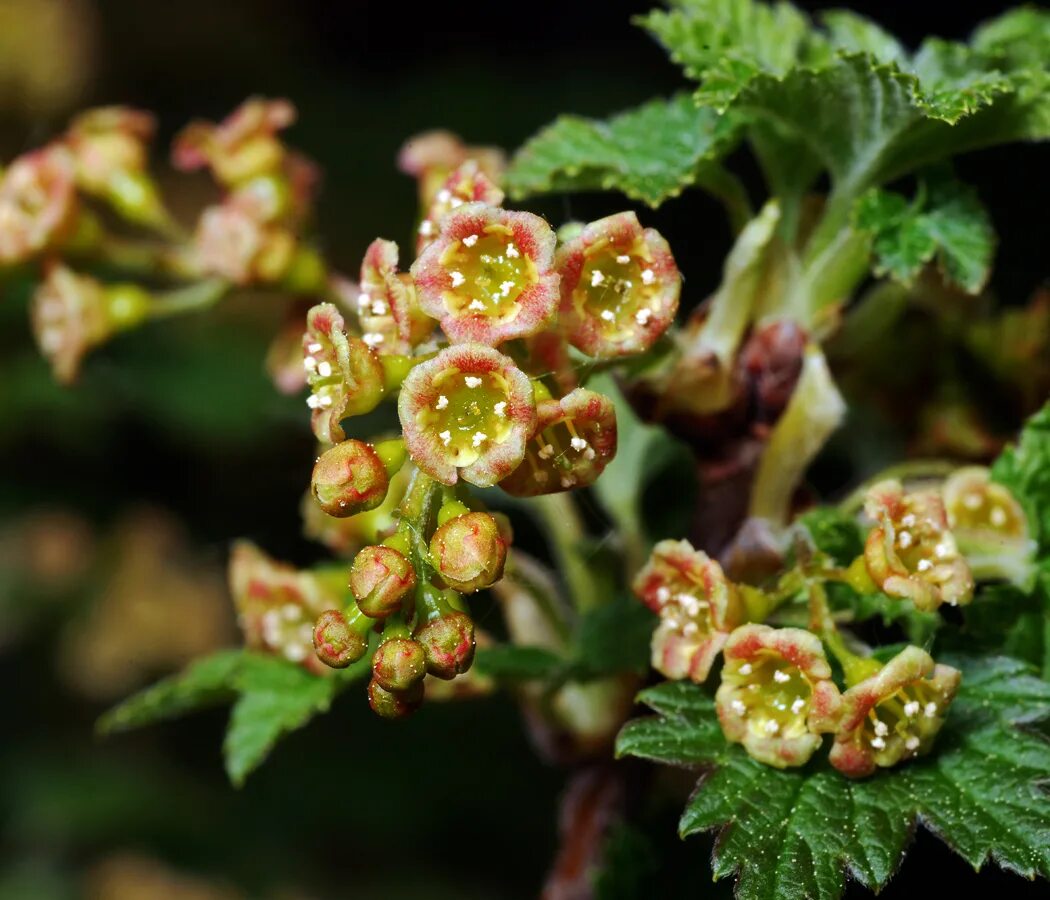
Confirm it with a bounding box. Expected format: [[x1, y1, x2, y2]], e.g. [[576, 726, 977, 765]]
[[829, 646, 961, 778], [416, 160, 505, 253], [368, 677, 424, 719], [863, 479, 973, 611], [716, 624, 840, 768], [303, 303, 385, 444], [372, 636, 427, 691], [349, 545, 416, 618], [397, 130, 505, 207], [398, 343, 536, 487], [411, 202, 560, 345], [501, 388, 617, 496], [429, 511, 508, 593], [31, 265, 152, 384], [632, 540, 744, 683], [311, 440, 389, 518], [0, 145, 77, 264], [555, 211, 680, 359], [415, 610, 476, 679], [312, 608, 369, 668]]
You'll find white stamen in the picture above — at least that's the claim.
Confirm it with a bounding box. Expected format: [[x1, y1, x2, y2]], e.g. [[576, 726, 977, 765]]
[[963, 493, 982, 510], [600, 309, 615, 322], [493, 401, 507, 417], [616, 254, 630, 264], [916, 559, 933, 572], [635, 308, 652, 325], [641, 269, 655, 285], [584, 447, 596, 460], [462, 234, 478, 247], [898, 530, 913, 549], [731, 699, 747, 715], [791, 697, 806, 714], [317, 361, 332, 378], [371, 300, 388, 315], [905, 736, 920, 751], [499, 280, 515, 296], [450, 270, 466, 287], [990, 507, 1007, 527], [505, 243, 519, 258], [363, 332, 384, 348], [656, 587, 671, 604], [870, 736, 886, 750], [464, 375, 482, 388], [306, 394, 321, 409], [873, 720, 888, 737], [419, 220, 435, 236], [683, 621, 698, 637], [307, 342, 323, 353], [439, 430, 452, 446], [468, 299, 486, 311], [560, 475, 576, 489], [437, 189, 451, 203], [318, 395, 333, 408], [449, 197, 464, 208], [904, 701, 920, 717], [303, 355, 317, 371], [739, 663, 753, 676], [764, 720, 779, 735], [901, 514, 916, 527], [472, 431, 487, 447], [570, 437, 588, 452], [773, 670, 791, 683], [591, 269, 605, 287], [435, 394, 449, 410], [924, 702, 937, 718], [356, 294, 370, 310], [538, 444, 554, 460], [934, 543, 952, 559]]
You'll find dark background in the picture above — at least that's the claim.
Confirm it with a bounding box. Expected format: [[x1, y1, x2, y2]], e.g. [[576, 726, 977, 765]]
[[0, 1, 1044, 897]]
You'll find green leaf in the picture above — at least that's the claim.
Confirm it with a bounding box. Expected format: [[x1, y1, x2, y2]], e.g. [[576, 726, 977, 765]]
[[505, 94, 738, 207], [992, 402, 1050, 552], [223, 653, 367, 787], [972, 7, 1050, 69], [96, 650, 243, 735], [853, 171, 995, 292], [820, 10, 905, 64], [473, 645, 564, 681], [572, 594, 657, 678], [796, 507, 863, 566], [617, 656, 1050, 899]]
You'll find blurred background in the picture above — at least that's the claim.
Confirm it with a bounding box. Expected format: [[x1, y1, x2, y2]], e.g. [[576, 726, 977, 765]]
[[0, 1, 1043, 897]]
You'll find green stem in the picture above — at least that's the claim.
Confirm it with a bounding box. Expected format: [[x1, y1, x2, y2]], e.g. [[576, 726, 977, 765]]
[[532, 492, 602, 614], [695, 163, 753, 235], [808, 581, 879, 685], [148, 279, 230, 319]]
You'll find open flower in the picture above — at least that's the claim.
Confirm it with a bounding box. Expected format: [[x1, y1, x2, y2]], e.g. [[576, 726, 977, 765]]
[[632, 540, 744, 683], [172, 96, 296, 186], [943, 466, 1036, 584], [350, 239, 434, 353], [303, 303, 385, 444], [555, 212, 680, 359], [501, 388, 617, 496], [417, 161, 505, 254], [716, 625, 840, 768], [829, 646, 961, 778], [411, 203, 559, 345], [398, 343, 536, 487], [30, 264, 151, 384], [0, 145, 77, 264], [397, 129, 506, 207], [863, 479, 974, 611], [229, 541, 343, 675]]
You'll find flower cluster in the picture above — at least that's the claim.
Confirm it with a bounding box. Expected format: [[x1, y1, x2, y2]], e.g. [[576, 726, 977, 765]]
[[629, 470, 1022, 777], [279, 129, 682, 716]]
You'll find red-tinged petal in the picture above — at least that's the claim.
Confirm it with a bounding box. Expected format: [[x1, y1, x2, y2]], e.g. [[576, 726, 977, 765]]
[[416, 161, 505, 254], [397, 130, 506, 207], [501, 388, 617, 497], [411, 202, 559, 345], [303, 303, 385, 444], [829, 646, 962, 778], [193, 199, 297, 285], [943, 466, 1033, 556], [862, 479, 973, 611], [556, 212, 680, 359], [398, 343, 536, 487], [0, 146, 77, 264], [716, 624, 840, 768], [65, 105, 154, 193], [353, 238, 435, 353]]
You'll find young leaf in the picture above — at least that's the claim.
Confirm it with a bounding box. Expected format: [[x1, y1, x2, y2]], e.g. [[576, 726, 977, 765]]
[[223, 653, 369, 786], [796, 507, 863, 566], [617, 655, 1050, 900], [505, 94, 738, 207], [96, 649, 243, 734], [992, 402, 1050, 551], [853, 172, 995, 293]]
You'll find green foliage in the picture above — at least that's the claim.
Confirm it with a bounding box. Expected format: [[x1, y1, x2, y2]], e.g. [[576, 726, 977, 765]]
[[473, 645, 564, 681], [853, 171, 995, 292], [796, 507, 863, 566], [616, 655, 1050, 900], [505, 94, 738, 207], [572, 594, 656, 678], [992, 402, 1050, 551]]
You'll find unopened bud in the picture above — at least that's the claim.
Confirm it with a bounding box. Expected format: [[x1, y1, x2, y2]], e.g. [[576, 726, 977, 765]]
[[312, 440, 389, 518], [372, 636, 427, 691], [349, 545, 417, 618], [368, 677, 424, 719], [416, 610, 475, 679], [312, 608, 369, 668], [429, 511, 507, 593]]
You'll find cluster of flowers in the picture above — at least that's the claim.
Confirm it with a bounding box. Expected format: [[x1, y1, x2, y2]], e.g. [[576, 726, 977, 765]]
[[234, 126, 681, 716], [633, 467, 1032, 776], [1, 97, 327, 385]]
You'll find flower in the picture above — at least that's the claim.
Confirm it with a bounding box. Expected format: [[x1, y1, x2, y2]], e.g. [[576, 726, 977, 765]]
[[192, 197, 297, 285], [632, 540, 744, 683], [398, 343, 536, 487], [229, 541, 343, 675], [266, 301, 312, 395], [172, 96, 296, 186], [863, 479, 974, 611], [397, 130, 506, 207], [30, 264, 151, 384], [349, 544, 417, 618], [829, 646, 961, 778], [555, 212, 680, 358], [500, 388, 617, 496], [411, 203, 559, 345], [416, 160, 505, 253], [372, 636, 427, 691], [0, 145, 77, 264], [715, 624, 840, 768], [350, 238, 434, 353], [303, 303, 385, 444], [311, 439, 390, 518], [429, 511, 508, 592]]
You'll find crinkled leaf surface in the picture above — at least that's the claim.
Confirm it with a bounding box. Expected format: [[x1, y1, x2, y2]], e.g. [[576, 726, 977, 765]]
[[505, 94, 738, 206], [853, 171, 995, 292], [616, 655, 1050, 900]]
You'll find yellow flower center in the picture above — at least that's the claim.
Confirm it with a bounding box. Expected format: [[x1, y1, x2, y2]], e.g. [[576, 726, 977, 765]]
[[417, 369, 514, 466], [440, 225, 536, 321], [732, 651, 811, 739], [574, 239, 661, 338], [861, 684, 941, 758]]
